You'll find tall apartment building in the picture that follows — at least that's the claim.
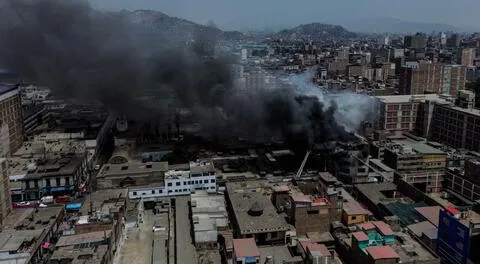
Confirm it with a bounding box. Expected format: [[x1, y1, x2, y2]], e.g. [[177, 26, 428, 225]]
[[404, 34, 426, 49], [429, 98, 480, 152], [0, 158, 11, 225], [441, 65, 466, 96], [399, 62, 443, 95], [461, 48, 476, 67], [0, 84, 23, 155], [375, 95, 431, 136]]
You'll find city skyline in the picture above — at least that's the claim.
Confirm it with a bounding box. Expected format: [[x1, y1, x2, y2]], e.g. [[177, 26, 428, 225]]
[[91, 0, 480, 31]]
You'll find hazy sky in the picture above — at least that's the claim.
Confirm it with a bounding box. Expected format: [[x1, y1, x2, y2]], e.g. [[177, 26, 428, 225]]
[[91, 0, 480, 30]]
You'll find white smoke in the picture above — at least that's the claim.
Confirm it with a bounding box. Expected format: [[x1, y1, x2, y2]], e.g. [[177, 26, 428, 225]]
[[286, 71, 376, 133]]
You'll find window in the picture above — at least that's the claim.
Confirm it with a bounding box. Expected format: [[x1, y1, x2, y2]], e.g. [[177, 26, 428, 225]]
[[45, 179, 51, 187], [210, 179, 216, 183], [151, 190, 155, 194], [168, 190, 172, 193], [158, 189, 163, 193], [351, 215, 357, 220], [183, 182, 187, 185], [210, 186, 215, 189], [195, 180, 198, 184], [34, 180, 39, 188], [456, 227, 465, 238], [65, 177, 70, 186], [183, 189, 187, 192], [204, 180, 208, 184], [133, 191, 137, 195], [168, 182, 172, 187], [26, 181, 30, 189], [56, 178, 61, 186], [176, 182, 181, 186]]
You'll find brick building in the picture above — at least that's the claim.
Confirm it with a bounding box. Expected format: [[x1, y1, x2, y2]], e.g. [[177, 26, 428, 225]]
[[0, 84, 23, 155]]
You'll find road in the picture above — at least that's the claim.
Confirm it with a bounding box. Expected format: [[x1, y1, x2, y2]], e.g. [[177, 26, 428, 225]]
[[175, 196, 197, 264]]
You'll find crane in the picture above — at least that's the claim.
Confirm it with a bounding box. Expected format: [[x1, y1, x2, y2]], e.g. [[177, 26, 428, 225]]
[[295, 150, 311, 178]]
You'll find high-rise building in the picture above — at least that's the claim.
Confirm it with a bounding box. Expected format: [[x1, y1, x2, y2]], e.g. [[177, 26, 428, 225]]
[[0, 158, 11, 225], [404, 34, 426, 49], [461, 48, 476, 66], [440, 32, 447, 46], [0, 84, 23, 155], [447, 34, 460, 48], [399, 62, 443, 95], [441, 65, 466, 96]]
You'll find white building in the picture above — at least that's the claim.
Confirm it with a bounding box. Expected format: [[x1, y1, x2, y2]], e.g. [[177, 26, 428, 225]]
[[128, 162, 217, 199]]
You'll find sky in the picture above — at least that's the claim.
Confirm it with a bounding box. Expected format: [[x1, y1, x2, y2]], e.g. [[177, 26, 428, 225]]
[[91, 0, 480, 31]]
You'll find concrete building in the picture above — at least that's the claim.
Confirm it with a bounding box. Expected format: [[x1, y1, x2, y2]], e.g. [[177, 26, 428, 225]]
[[0, 84, 23, 155], [289, 195, 331, 236], [0, 207, 64, 264], [0, 123, 9, 158], [383, 141, 446, 193], [466, 66, 480, 82], [399, 62, 443, 95], [127, 162, 217, 199], [225, 181, 293, 245], [404, 34, 426, 49], [0, 159, 10, 226], [441, 65, 466, 96], [375, 94, 446, 136], [8, 138, 90, 201], [190, 191, 228, 248], [461, 48, 476, 67], [429, 96, 480, 152]]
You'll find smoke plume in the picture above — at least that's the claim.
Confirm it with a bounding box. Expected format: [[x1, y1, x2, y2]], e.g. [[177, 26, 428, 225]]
[[0, 0, 376, 145]]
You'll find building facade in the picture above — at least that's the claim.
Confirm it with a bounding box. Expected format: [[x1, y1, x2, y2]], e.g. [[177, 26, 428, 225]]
[[461, 48, 476, 67], [128, 162, 217, 199], [441, 65, 466, 96], [0, 84, 23, 155], [0, 159, 11, 226]]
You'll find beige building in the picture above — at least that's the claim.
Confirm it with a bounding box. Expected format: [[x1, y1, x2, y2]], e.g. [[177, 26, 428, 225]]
[[0, 158, 11, 225], [461, 48, 476, 67], [0, 85, 23, 155], [399, 62, 443, 95], [0, 122, 9, 158], [441, 65, 466, 96]]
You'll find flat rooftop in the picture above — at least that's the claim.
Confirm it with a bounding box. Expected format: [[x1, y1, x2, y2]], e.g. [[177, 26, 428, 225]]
[[24, 155, 84, 180], [355, 183, 397, 205], [226, 181, 291, 235], [49, 244, 108, 263], [376, 93, 450, 104], [98, 161, 168, 177]]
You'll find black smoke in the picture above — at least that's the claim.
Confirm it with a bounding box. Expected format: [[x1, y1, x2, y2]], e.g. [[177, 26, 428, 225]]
[[0, 0, 362, 145]]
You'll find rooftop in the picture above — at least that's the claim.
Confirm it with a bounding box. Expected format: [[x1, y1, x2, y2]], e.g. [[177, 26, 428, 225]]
[[0, 83, 18, 96], [415, 206, 442, 226], [407, 221, 436, 237], [258, 245, 303, 263], [233, 238, 260, 258], [49, 244, 108, 264], [355, 183, 397, 204], [366, 246, 400, 260], [299, 242, 331, 257], [376, 93, 450, 104], [55, 230, 112, 248], [226, 181, 292, 235], [24, 155, 84, 180], [98, 161, 168, 178], [352, 231, 369, 242]]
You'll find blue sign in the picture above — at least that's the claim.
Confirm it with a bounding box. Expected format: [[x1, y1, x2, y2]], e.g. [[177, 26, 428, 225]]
[[437, 210, 471, 264]]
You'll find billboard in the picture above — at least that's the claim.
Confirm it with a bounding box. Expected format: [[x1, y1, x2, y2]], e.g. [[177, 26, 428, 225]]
[[437, 210, 471, 264]]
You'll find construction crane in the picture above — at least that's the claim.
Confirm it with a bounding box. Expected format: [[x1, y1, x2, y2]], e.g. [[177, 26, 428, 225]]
[[295, 150, 311, 178]]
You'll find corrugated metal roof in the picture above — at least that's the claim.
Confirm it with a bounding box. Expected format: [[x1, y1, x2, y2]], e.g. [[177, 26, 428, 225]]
[[366, 246, 400, 260]]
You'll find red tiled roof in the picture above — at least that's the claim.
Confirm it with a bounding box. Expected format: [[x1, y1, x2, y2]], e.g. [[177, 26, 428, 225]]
[[359, 222, 375, 230], [352, 231, 369, 241], [233, 238, 260, 258], [366, 246, 400, 260], [300, 242, 331, 257], [372, 221, 394, 236], [415, 206, 442, 227]]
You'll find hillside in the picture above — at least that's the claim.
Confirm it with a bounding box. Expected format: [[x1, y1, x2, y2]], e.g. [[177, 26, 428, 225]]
[[342, 17, 477, 33], [117, 10, 244, 42], [274, 23, 356, 40]]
